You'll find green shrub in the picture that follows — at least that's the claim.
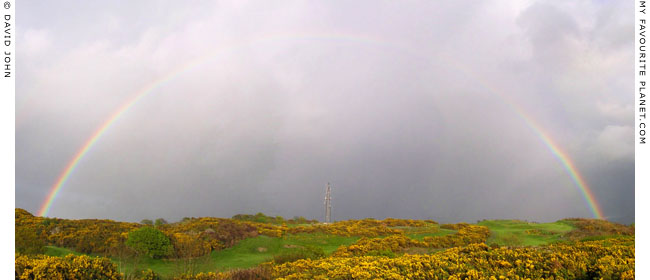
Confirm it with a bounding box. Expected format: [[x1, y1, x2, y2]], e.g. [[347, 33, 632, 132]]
[[126, 227, 173, 259]]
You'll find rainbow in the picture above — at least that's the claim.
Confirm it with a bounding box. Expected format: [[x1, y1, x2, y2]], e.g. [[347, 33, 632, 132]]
[[499, 99, 604, 219], [469, 75, 605, 219], [37, 32, 604, 219], [432, 53, 605, 220]]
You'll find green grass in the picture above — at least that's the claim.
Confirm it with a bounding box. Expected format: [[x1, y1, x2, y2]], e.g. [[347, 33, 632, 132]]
[[209, 233, 359, 271], [478, 220, 574, 246], [44, 246, 82, 257], [41, 225, 452, 277], [40, 221, 590, 277], [406, 224, 456, 241], [53, 233, 361, 277]]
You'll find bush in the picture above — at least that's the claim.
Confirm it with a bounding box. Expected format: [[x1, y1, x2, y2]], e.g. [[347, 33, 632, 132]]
[[172, 267, 272, 280], [562, 218, 634, 240], [154, 218, 168, 227], [15, 254, 121, 280], [134, 269, 162, 280], [367, 249, 396, 258], [126, 227, 173, 259], [15, 226, 45, 255], [273, 237, 635, 279]]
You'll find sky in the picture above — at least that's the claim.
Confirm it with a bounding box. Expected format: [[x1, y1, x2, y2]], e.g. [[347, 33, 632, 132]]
[[15, 1, 634, 224]]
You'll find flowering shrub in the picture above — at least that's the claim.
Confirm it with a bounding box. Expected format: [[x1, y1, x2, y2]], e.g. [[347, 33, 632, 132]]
[[440, 222, 473, 230], [15, 209, 635, 280], [173, 267, 272, 280], [422, 225, 490, 248], [332, 224, 490, 257], [17, 208, 437, 260], [133, 269, 162, 280], [273, 237, 635, 280], [561, 218, 634, 240], [160, 217, 259, 251], [15, 254, 121, 280], [232, 213, 318, 225], [170, 232, 212, 258], [288, 218, 430, 237], [332, 235, 423, 257]]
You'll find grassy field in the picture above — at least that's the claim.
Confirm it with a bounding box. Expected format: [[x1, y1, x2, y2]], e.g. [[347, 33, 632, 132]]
[[478, 220, 574, 246], [43, 220, 580, 277], [99, 233, 362, 277], [208, 233, 359, 271]]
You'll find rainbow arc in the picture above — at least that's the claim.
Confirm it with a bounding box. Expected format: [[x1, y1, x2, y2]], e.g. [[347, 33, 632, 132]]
[[37, 33, 604, 219]]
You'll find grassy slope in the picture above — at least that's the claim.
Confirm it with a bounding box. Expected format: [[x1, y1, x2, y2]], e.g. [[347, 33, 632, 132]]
[[43, 220, 580, 276], [45, 246, 83, 257], [91, 233, 360, 277], [129, 224, 452, 276], [478, 220, 574, 246], [209, 233, 360, 271]]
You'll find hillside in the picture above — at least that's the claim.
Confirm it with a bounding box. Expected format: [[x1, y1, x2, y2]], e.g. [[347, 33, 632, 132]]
[[15, 209, 634, 279]]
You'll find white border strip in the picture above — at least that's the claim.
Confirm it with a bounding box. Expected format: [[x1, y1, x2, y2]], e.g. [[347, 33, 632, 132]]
[[636, 0, 648, 278], [0, 0, 15, 277]]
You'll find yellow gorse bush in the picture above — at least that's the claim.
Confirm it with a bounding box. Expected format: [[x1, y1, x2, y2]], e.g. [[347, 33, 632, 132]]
[[15, 209, 635, 279], [273, 237, 634, 280], [15, 254, 121, 280], [17, 208, 435, 260], [332, 224, 490, 257], [288, 218, 432, 237], [172, 266, 272, 280]]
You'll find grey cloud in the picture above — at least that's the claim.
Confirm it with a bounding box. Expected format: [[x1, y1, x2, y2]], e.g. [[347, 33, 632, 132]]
[[16, 1, 634, 224]]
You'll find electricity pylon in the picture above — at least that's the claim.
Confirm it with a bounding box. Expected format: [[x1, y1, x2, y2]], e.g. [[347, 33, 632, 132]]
[[324, 183, 332, 223]]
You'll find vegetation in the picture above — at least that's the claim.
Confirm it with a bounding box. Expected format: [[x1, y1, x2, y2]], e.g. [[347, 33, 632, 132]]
[[14, 208, 635, 279], [272, 237, 635, 279], [478, 219, 574, 246], [561, 218, 635, 240], [231, 213, 317, 225], [126, 227, 173, 259], [155, 219, 169, 227], [286, 218, 433, 237], [15, 254, 121, 280], [272, 246, 325, 264], [15, 226, 45, 255]]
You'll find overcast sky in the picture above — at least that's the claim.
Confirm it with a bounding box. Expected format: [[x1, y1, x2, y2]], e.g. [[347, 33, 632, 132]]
[[16, 1, 633, 224]]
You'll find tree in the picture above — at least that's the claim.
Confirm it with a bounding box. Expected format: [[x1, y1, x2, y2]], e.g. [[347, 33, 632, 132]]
[[125, 227, 172, 259], [154, 218, 168, 227], [140, 219, 153, 226]]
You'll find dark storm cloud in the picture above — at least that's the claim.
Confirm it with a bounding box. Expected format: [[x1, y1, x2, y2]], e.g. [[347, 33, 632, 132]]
[[16, 1, 634, 224]]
